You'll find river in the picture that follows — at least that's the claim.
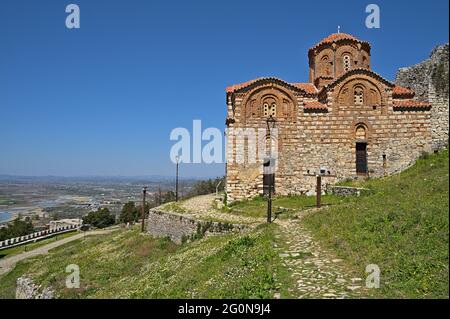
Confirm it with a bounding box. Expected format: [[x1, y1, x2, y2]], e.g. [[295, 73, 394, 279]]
[[0, 212, 12, 224]]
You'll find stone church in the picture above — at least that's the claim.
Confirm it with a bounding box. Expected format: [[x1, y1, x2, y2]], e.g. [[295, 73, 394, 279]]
[[224, 32, 446, 203]]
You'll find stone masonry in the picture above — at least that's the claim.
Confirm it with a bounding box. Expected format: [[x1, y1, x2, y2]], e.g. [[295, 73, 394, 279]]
[[147, 210, 246, 244], [225, 33, 444, 203], [396, 44, 449, 150], [15, 277, 54, 299]]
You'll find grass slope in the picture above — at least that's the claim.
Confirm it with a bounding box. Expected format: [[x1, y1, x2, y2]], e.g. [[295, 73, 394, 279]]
[[0, 225, 288, 299], [226, 194, 346, 219], [303, 150, 449, 298]]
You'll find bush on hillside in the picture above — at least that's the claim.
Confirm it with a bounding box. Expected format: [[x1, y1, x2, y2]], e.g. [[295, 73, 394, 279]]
[[83, 208, 115, 229]]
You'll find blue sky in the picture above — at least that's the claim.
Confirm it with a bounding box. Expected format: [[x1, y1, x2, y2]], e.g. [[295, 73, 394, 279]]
[[0, 0, 448, 178]]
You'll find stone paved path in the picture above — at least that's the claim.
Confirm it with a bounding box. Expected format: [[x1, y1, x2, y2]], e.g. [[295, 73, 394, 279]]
[[0, 228, 119, 276], [274, 214, 365, 299], [164, 194, 365, 298]]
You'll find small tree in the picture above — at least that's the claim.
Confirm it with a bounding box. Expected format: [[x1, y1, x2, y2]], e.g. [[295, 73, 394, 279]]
[[83, 208, 115, 229], [119, 201, 138, 223], [0, 217, 34, 241]]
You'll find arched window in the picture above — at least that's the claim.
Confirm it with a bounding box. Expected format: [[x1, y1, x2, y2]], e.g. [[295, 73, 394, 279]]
[[321, 55, 331, 75], [354, 86, 364, 105], [343, 54, 352, 71], [362, 56, 367, 67], [263, 102, 276, 117], [355, 125, 367, 140]]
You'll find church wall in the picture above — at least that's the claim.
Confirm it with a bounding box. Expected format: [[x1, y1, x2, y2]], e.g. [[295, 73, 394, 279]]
[[225, 36, 437, 203], [226, 85, 433, 203]]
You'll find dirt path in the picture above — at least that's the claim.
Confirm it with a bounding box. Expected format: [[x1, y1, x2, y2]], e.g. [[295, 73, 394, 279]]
[[274, 214, 365, 299], [0, 228, 118, 276], [178, 194, 264, 225]]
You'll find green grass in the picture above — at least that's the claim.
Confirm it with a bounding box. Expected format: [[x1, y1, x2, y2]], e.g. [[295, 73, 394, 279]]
[[226, 194, 347, 218], [159, 201, 187, 213], [0, 225, 290, 299], [303, 150, 449, 298], [0, 199, 16, 205], [0, 231, 78, 259]]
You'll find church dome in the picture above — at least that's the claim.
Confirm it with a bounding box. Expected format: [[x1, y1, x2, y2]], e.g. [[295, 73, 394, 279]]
[[307, 32, 372, 88], [309, 32, 370, 54], [317, 33, 359, 45]]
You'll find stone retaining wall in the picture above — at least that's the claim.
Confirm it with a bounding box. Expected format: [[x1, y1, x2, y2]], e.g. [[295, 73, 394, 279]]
[[327, 186, 371, 196], [147, 210, 246, 244], [396, 44, 449, 151]]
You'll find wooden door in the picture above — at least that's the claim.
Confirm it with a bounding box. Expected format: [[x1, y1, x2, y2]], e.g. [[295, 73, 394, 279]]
[[356, 143, 368, 175]]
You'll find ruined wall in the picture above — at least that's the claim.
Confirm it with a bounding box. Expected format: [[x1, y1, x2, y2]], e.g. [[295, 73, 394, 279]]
[[396, 44, 449, 150], [147, 210, 246, 244]]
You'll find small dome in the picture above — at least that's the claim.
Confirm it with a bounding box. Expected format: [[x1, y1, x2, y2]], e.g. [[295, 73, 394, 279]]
[[318, 33, 358, 44], [309, 33, 369, 53]]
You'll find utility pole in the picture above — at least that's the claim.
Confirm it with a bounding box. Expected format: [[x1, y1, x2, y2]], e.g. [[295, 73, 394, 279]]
[[141, 186, 148, 232], [158, 186, 162, 206]]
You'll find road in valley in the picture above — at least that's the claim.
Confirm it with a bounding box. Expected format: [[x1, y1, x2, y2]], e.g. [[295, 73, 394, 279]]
[[0, 228, 119, 276]]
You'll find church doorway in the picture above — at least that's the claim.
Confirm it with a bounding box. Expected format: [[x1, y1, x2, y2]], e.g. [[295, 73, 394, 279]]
[[356, 142, 368, 175]]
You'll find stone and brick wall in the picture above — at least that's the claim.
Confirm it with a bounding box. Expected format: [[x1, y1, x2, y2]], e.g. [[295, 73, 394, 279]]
[[396, 44, 449, 151], [147, 210, 246, 244], [225, 35, 442, 203], [226, 82, 432, 201]]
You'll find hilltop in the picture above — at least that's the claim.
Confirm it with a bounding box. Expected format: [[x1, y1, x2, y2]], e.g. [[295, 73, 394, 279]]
[[0, 150, 448, 299]]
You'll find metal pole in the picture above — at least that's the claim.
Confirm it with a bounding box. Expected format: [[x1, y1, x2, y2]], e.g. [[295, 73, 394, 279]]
[[267, 117, 273, 224], [141, 187, 147, 232], [176, 160, 179, 202], [316, 175, 322, 208], [267, 175, 272, 223]]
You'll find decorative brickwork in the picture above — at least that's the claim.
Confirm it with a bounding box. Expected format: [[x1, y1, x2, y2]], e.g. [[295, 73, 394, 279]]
[[225, 33, 440, 203]]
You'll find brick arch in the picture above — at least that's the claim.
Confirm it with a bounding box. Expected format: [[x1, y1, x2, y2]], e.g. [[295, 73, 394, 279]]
[[336, 76, 385, 111], [241, 84, 298, 125], [350, 119, 373, 142], [315, 48, 334, 78]]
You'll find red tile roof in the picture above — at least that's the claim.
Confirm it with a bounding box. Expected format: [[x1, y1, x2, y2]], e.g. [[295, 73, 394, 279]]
[[309, 33, 370, 53], [225, 78, 261, 93], [304, 101, 327, 110], [392, 85, 415, 98], [291, 83, 318, 94], [318, 68, 395, 94], [317, 33, 358, 45], [225, 77, 317, 95], [393, 100, 431, 108]]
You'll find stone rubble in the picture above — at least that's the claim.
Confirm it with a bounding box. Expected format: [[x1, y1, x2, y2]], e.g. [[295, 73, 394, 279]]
[[15, 277, 54, 299]]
